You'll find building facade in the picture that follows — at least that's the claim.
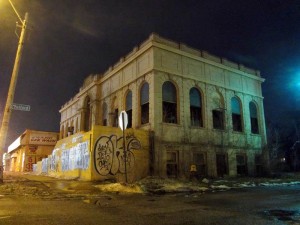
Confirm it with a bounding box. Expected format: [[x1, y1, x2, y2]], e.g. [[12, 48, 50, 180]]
[[6, 130, 58, 172], [59, 34, 267, 178]]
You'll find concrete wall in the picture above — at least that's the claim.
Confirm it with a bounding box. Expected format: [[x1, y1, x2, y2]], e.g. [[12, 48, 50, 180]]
[[37, 126, 150, 182]]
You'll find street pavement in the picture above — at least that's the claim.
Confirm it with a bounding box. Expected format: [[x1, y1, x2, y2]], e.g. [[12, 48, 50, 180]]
[[0, 172, 300, 225]]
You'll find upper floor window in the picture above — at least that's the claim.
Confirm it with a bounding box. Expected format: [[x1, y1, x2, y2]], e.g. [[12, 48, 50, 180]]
[[140, 82, 149, 125], [83, 96, 91, 131], [249, 102, 259, 134], [162, 81, 177, 124], [102, 102, 108, 126], [231, 97, 243, 132], [190, 87, 203, 127], [212, 94, 224, 130], [126, 91, 132, 128]]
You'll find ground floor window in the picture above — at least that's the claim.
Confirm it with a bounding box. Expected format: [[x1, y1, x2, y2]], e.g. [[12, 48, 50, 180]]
[[193, 153, 207, 177], [166, 151, 178, 178], [255, 155, 263, 176], [216, 153, 228, 177], [236, 154, 247, 175]]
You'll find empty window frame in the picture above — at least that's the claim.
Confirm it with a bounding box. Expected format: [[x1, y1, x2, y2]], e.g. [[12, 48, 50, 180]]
[[249, 102, 259, 134], [190, 88, 203, 127], [236, 154, 247, 175], [212, 110, 224, 130], [126, 91, 133, 128], [102, 102, 108, 126], [83, 96, 91, 131], [140, 82, 149, 125], [162, 81, 177, 124], [166, 151, 178, 178], [231, 97, 243, 132], [255, 154, 263, 176], [193, 153, 207, 176], [113, 108, 119, 127]]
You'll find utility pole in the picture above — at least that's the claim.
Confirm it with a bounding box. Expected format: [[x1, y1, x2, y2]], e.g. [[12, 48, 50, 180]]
[[0, 10, 29, 182]]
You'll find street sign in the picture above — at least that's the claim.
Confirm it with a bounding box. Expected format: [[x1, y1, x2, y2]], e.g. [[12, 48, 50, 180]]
[[118, 111, 128, 131], [11, 103, 30, 111]]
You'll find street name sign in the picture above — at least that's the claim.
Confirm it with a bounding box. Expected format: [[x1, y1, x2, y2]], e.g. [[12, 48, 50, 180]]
[[11, 103, 30, 111]]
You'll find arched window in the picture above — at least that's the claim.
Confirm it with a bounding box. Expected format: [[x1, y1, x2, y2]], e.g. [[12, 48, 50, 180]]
[[162, 81, 177, 124], [190, 87, 203, 127], [231, 97, 242, 132], [126, 91, 132, 128], [249, 102, 259, 134], [102, 102, 108, 126], [111, 97, 118, 127], [212, 93, 225, 130], [84, 96, 91, 131], [140, 82, 149, 125]]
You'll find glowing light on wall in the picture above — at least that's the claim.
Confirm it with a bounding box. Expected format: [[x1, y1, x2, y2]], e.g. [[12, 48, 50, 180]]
[[8, 136, 21, 153]]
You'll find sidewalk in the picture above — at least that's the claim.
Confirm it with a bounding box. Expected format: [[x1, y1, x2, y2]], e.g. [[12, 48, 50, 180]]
[[2, 171, 300, 197]]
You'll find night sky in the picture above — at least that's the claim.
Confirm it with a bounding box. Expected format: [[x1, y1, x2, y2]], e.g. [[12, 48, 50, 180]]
[[0, 0, 299, 149]]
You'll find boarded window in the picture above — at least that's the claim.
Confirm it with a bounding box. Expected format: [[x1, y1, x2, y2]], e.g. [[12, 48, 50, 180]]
[[140, 83, 149, 124], [190, 88, 203, 127], [126, 91, 133, 128], [250, 102, 259, 134], [231, 97, 242, 132], [162, 81, 177, 124]]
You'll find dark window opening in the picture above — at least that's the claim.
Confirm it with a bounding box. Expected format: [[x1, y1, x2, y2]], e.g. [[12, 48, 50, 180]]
[[163, 102, 177, 123], [190, 88, 203, 127], [251, 118, 259, 134], [255, 155, 263, 176], [84, 97, 91, 131], [141, 103, 149, 124], [167, 152, 178, 178], [103, 119, 107, 126], [191, 106, 203, 127], [236, 155, 247, 175], [231, 97, 242, 132], [216, 154, 228, 177], [162, 81, 177, 124], [232, 113, 242, 132], [140, 83, 149, 125], [126, 91, 132, 128], [113, 109, 118, 127], [193, 153, 206, 177], [102, 103, 108, 126], [250, 102, 259, 134], [213, 110, 224, 130], [127, 109, 132, 128]]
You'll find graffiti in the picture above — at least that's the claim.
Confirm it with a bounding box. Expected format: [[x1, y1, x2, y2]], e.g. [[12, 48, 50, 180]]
[[94, 134, 142, 176], [61, 141, 89, 171], [42, 158, 48, 173]]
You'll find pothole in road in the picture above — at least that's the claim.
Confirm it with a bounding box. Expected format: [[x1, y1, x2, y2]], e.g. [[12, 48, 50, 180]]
[[264, 209, 300, 222]]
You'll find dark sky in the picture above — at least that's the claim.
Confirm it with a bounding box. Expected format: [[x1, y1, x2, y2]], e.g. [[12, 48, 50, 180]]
[[0, 0, 300, 149]]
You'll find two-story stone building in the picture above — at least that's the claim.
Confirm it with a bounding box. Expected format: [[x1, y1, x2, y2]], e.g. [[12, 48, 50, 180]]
[[59, 33, 267, 179]]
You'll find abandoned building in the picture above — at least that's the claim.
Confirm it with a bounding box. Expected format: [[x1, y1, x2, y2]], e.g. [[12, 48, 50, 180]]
[[57, 33, 267, 180]]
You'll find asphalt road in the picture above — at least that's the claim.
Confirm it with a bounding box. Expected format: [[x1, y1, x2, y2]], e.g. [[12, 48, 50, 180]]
[[0, 174, 300, 225]]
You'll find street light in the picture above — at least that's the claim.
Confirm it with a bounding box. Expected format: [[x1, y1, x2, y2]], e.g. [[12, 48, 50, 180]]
[[0, 0, 29, 182]]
